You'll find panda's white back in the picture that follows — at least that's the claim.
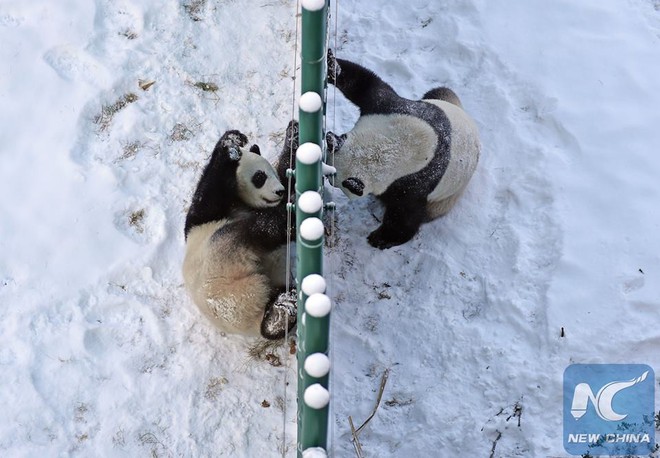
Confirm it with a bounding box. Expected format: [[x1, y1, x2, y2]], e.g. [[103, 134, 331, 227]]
[[333, 100, 479, 210], [334, 114, 438, 197], [424, 99, 481, 207]]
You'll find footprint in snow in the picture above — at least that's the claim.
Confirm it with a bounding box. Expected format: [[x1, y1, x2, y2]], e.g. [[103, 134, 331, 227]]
[[43, 45, 110, 86], [113, 204, 166, 246]]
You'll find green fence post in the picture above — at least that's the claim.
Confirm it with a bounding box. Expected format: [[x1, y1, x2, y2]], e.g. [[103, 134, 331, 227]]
[[296, 0, 330, 456]]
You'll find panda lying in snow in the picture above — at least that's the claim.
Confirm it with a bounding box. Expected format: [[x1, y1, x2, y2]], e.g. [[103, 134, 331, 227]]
[[182, 124, 299, 340], [326, 52, 481, 249]]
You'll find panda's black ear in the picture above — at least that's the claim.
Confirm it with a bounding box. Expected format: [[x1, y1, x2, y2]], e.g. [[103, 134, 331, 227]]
[[249, 144, 261, 155]]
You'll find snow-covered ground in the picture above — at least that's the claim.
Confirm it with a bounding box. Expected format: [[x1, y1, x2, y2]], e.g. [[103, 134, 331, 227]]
[[1, 0, 659, 456]]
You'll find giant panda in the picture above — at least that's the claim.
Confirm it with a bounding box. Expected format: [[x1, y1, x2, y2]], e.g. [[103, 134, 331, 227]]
[[182, 124, 298, 340], [326, 53, 481, 249]]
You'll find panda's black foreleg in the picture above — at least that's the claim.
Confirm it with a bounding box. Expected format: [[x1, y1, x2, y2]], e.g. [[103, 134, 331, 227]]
[[261, 288, 297, 340], [275, 120, 299, 186], [368, 195, 427, 249], [275, 120, 300, 205], [184, 130, 247, 238], [244, 205, 295, 249], [329, 52, 400, 115]]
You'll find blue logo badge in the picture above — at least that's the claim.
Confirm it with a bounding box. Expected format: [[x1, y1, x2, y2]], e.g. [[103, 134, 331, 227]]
[[564, 364, 655, 455]]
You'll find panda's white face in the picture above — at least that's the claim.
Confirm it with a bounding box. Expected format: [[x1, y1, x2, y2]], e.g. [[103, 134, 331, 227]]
[[236, 150, 285, 208]]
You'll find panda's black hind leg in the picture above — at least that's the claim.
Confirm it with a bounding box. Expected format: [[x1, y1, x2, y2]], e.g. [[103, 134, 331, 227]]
[[260, 289, 297, 340], [368, 196, 427, 249]]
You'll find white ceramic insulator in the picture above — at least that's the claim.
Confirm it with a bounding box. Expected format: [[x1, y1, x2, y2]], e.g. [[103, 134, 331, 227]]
[[304, 383, 330, 409], [300, 91, 323, 113], [297, 143, 322, 165], [305, 293, 331, 318], [301, 0, 326, 11], [300, 217, 324, 241], [301, 274, 326, 295], [304, 353, 331, 378], [302, 447, 328, 458], [298, 191, 323, 213]]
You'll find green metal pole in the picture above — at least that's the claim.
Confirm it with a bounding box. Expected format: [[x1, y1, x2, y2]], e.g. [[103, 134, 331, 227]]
[[296, 0, 330, 456]]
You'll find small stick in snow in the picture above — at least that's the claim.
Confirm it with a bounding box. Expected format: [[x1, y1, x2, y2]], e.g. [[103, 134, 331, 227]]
[[348, 368, 391, 456], [138, 79, 156, 91], [348, 415, 364, 458], [355, 368, 390, 436], [489, 430, 502, 458]]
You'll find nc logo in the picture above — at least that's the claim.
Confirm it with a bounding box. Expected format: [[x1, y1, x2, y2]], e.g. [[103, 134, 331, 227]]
[[563, 364, 655, 456], [570, 370, 649, 421]]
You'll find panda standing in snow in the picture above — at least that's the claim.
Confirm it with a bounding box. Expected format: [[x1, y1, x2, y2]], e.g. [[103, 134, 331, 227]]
[[182, 123, 298, 340], [326, 52, 481, 249]]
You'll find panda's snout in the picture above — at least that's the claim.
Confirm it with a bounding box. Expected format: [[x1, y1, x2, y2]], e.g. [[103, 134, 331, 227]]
[[271, 183, 286, 200], [263, 186, 285, 206]]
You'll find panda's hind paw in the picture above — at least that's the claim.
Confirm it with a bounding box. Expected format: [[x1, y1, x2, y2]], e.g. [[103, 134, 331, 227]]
[[367, 228, 406, 250], [261, 290, 297, 340]]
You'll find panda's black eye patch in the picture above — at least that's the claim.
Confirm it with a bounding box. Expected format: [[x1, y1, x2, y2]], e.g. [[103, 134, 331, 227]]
[[252, 170, 268, 188]]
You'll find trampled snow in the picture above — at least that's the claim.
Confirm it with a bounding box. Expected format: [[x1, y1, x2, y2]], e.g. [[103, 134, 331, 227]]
[[1, 0, 659, 456]]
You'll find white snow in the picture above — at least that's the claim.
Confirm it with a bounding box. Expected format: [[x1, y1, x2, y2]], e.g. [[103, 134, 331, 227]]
[[298, 191, 324, 214], [2, 0, 659, 457], [304, 384, 331, 410], [321, 162, 337, 176], [299, 91, 323, 113], [301, 0, 326, 13], [305, 294, 332, 319], [297, 142, 323, 164], [304, 353, 331, 378], [300, 217, 325, 241], [302, 446, 328, 458], [301, 275, 327, 296]]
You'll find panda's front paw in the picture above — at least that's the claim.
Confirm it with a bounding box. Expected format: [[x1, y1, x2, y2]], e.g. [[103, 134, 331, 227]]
[[327, 49, 340, 84], [220, 130, 249, 161], [261, 290, 297, 340], [326, 131, 346, 154], [286, 120, 299, 139]]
